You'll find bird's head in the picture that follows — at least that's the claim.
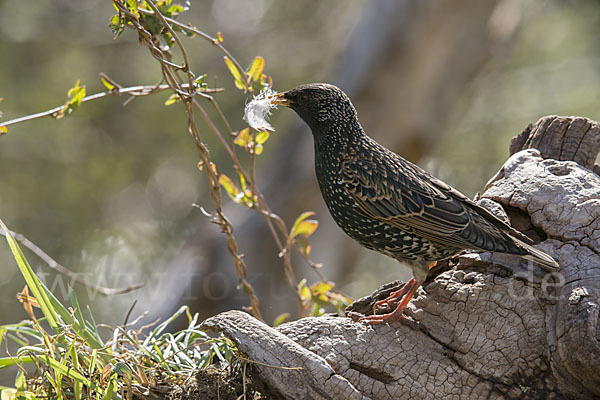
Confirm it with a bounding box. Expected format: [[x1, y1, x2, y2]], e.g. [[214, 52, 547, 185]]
[[270, 83, 358, 136]]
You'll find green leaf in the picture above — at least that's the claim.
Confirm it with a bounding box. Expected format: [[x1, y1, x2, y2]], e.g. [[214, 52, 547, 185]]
[[290, 212, 318, 239], [164, 93, 180, 106], [294, 220, 318, 238], [238, 171, 247, 193], [109, 14, 125, 38], [273, 313, 290, 327], [44, 371, 60, 399], [68, 81, 86, 104], [100, 76, 115, 91], [255, 130, 269, 145], [297, 278, 311, 301], [54, 81, 86, 119], [194, 74, 207, 90], [145, 305, 189, 343], [296, 236, 311, 255], [218, 174, 241, 203], [224, 56, 247, 91], [167, 4, 184, 15], [126, 0, 138, 14], [300, 285, 311, 301], [311, 281, 334, 295], [67, 80, 86, 103], [246, 56, 265, 81], [233, 128, 251, 147]]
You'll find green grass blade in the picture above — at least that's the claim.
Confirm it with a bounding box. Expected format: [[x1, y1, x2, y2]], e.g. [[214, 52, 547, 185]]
[[42, 285, 73, 325], [68, 289, 104, 350], [86, 305, 104, 346], [144, 306, 188, 344], [101, 375, 117, 400], [40, 355, 102, 394], [70, 289, 88, 333], [70, 342, 83, 400], [0, 322, 41, 341], [44, 370, 62, 399], [88, 349, 98, 377], [0, 219, 61, 332], [0, 356, 35, 369]]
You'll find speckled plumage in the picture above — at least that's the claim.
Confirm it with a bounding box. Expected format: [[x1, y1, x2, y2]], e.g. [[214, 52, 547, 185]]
[[273, 83, 558, 323]]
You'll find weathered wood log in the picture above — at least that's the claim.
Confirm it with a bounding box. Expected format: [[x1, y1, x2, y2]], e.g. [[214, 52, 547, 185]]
[[201, 116, 600, 399]]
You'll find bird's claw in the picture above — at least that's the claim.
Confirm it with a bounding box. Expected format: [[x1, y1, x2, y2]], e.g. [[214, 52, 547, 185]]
[[360, 307, 409, 325], [370, 282, 412, 314]]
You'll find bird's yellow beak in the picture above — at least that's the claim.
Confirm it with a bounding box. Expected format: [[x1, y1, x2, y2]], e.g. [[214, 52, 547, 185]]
[[269, 92, 291, 106]]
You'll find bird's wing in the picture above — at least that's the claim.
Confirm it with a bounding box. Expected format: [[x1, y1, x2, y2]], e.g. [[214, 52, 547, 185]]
[[340, 150, 523, 252]]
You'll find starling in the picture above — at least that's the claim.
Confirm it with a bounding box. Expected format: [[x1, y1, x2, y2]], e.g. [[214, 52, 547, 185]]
[[270, 83, 559, 324]]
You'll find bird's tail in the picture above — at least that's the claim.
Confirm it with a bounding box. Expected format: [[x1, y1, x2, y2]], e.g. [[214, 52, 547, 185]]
[[515, 239, 559, 271]]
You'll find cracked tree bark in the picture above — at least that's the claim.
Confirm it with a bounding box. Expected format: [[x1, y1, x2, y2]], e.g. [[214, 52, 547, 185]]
[[201, 115, 600, 400]]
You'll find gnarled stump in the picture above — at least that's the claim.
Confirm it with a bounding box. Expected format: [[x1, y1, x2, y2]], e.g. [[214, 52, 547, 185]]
[[201, 116, 600, 400]]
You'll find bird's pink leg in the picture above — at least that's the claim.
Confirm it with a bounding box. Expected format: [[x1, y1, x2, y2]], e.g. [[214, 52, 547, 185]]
[[359, 279, 423, 324], [368, 261, 437, 314], [371, 278, 415, 314]]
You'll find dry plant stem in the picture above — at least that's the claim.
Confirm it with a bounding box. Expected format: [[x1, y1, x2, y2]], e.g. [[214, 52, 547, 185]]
[[208, 98, 328, 302], [0, 228, 143, 295], [2, 334, 29, 377], [187, 102, 268, 318], [2, 0, 331, 320], [192, 89, 306, 317], [137, 8, 249, 83], [204, 99, 306, 316], [143, 0, 194, 89], [132, 2, 326, 314], [113, 0, 265, 320], [151, 4, 319, 294]]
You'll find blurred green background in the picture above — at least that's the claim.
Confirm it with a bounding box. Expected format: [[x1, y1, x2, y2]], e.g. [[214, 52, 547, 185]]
[[1, 0, 599, 378]]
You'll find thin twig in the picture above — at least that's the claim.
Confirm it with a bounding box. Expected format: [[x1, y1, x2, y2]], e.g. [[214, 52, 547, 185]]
[[137, 8, 249, 83], [2, 333, 30, 376], [114, 0, 264, 321], [192, 97, 304, 316], [144, 0, 194, 90], [238, 361, 247, 400], [0, 83, 222, 131], [122, 300, 138, 327], [0, 228, 144, 295]]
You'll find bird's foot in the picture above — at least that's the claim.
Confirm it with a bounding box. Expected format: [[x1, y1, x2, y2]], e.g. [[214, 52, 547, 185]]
[[361, 278, 422, 325], [371, 278, 415, 314], [360, 302, 410, 325]]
